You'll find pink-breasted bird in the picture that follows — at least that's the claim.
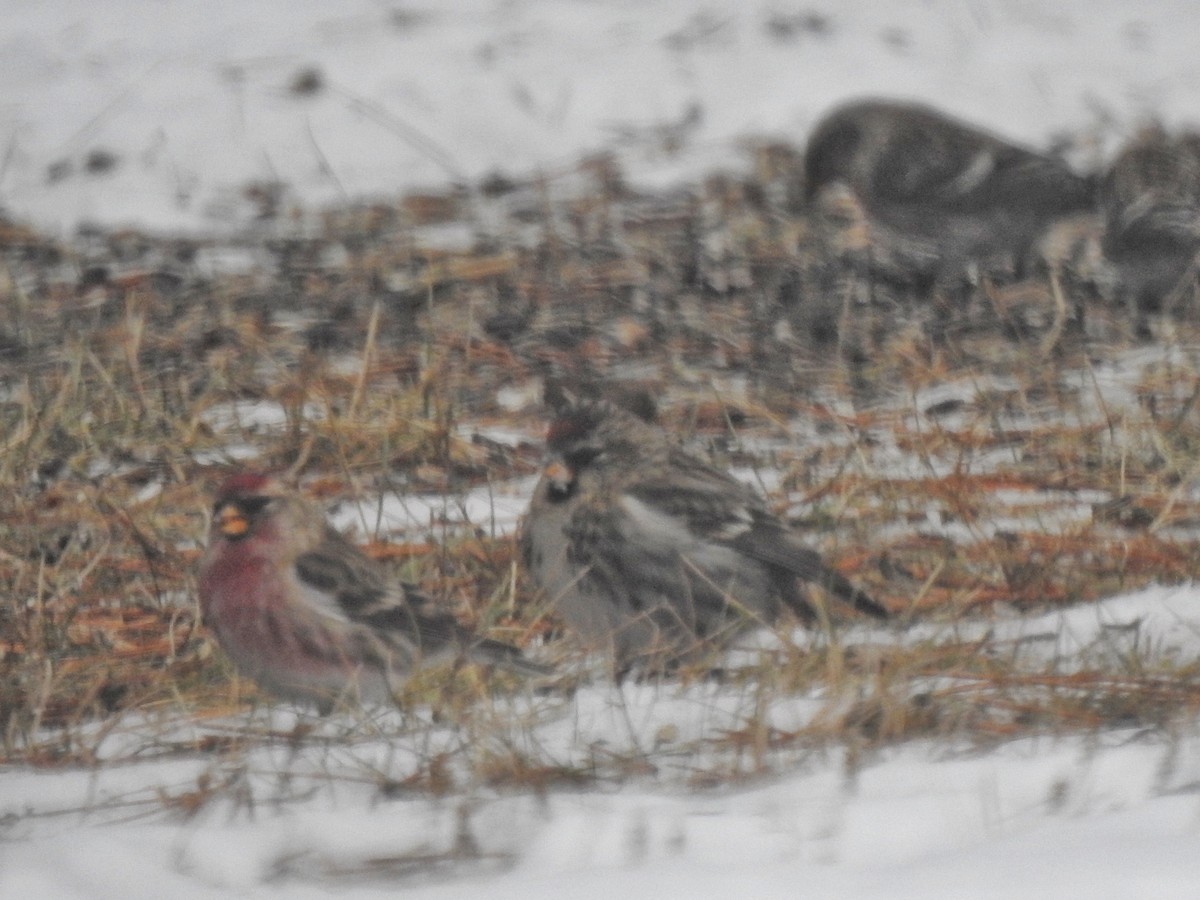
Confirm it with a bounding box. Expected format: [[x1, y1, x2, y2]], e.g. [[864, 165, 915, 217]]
[[198, 472, 547, 711]]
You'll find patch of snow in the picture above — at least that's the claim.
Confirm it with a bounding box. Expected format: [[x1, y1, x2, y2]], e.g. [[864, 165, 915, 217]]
[[327, 474, 541, 540], [3, 1, 1200, 237]]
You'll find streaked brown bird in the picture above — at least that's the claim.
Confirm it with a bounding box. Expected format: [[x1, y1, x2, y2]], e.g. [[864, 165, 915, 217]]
[[804, 98, 1096, 289], [1100, 124, 1200, 317], [521, 401, 886, 675]]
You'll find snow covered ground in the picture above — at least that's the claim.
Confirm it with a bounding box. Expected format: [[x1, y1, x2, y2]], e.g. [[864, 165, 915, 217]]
[[5, 585, 1200, 899], [5, 1, 1200, 897], [2, 0, 1199, 235]]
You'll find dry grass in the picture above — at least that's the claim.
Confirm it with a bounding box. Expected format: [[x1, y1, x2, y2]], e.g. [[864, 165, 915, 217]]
[[3, 149, 1200, 803]]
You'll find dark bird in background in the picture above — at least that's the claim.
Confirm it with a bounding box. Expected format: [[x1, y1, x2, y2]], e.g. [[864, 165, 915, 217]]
[[803, 98, 1096, 290], [521, 400, 887, 675], [1100, 124, 1200, 318]]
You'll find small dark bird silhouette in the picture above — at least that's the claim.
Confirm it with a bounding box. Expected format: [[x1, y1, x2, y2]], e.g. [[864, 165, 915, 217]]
[[804, 98, 1096, 289], [1100, 124, 1200, 317]]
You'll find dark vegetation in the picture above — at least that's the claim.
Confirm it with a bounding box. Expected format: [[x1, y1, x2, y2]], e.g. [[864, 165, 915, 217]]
[[4, 100, 1200, 777]]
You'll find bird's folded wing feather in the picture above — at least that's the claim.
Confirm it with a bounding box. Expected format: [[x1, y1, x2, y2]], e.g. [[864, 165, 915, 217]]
[[622, 454, 765, 539], [295, 528, 461, 649], [624, 464, 889, 620], [297, 528, 549, 670], [294, 529, 393, 616], [723, 523, 889, 620]]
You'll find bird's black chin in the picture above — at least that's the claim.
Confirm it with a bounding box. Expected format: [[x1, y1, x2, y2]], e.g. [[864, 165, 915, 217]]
[[546, 479, 576, 502]]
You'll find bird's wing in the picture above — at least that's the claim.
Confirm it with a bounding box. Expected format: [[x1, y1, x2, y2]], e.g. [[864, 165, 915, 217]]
[[294, 527, 393, 617], [619, 451, 779, 545], [621, 457, 889, 620], [722, 521, 889, 620], [294, 526, 461, 651], [296, 526, 549, 671]]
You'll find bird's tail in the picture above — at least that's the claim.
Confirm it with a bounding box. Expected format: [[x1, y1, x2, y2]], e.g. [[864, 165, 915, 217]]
[[814, 566, 890, 621], [730, 531, 891, 622]]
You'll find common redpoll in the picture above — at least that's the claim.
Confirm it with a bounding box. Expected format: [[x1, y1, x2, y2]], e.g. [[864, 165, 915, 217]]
[[804, 98, 1095, 287], [198, 472, 546, 711], [1100, 124, 1200, 316], [521, 401, 887, 673]]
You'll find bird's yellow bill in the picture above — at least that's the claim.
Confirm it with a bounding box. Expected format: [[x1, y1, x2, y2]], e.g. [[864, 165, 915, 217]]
[[214, 503, 250, 537]]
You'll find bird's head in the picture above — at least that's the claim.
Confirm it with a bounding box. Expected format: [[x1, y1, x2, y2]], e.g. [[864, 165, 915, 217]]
[[210, 472, 290, 541], [541, 401, 660, 501]]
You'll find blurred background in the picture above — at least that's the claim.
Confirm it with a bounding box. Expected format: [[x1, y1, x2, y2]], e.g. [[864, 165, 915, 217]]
[[1, 0, 1193, 235]]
